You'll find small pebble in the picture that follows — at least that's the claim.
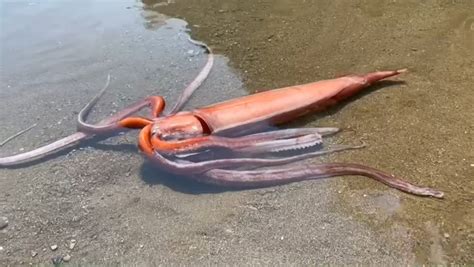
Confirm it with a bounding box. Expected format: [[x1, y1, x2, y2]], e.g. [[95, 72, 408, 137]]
[[444, 233, 450, 238], [0, 246, 4, 251], [50, 244, 58, 251], [63, 254, 71, 262], [0, 217, 8, 229], [31, 251, 37, 257], [470, 163, 474, 167], [69, 239, 77, 250], [51, 256, 63, 265], [139, 244, 144, 248], [187, 50, 195, 57]]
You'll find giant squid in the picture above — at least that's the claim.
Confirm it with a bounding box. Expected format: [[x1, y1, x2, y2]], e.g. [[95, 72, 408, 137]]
[[0, 38, 443, 198]]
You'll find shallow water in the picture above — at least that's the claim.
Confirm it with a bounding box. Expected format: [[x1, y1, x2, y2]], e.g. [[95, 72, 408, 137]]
[[1, 0, 473, 265]]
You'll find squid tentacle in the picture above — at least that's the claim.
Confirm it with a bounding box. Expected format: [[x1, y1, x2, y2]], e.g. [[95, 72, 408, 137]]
[[0, 132, 88, 166], [233, 127, 340, 138], [77, 95, 165, 134], [78, 37, 213, 134], [165, 37, 214, 115], [0, 94, 161, 167], [76, 73, 165, 134], [148, 127, 340, 154], [137, 125, 443, 198], [76, 74, 112, 130], [201, 164, 444, 198], [151, 142, 365, 174], [235, 132, 323, 153], [139, 126, 363, 174], [144, 140, 443, 198], [227, 127, 341, 154]]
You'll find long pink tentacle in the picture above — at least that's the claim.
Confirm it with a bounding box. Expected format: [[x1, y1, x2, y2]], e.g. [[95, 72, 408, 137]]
[[155, 127, 339, 155], [0, 98, 156, 167], [202, 164, 444, 198], [0, 132, 88, 166], [141, 145, 444, 198], [164, 38, 214, 115]]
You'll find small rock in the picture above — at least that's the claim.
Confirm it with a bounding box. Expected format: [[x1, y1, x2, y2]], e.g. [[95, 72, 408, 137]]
[[50, 244, 58, 251], [63, 254, 71, 262], [139, 244, 144, 248], [470, 163, 474, 167], [0, 217, 8, 229], [444, 233, 450, 238], [0, 246, 4, 251], [31, 251, 37, 257], [69, 239, 77, 250], [51, 256, 63, 266]]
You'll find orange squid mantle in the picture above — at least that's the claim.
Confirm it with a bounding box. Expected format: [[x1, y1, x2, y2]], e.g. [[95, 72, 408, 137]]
[[119, 70, 405, 154]]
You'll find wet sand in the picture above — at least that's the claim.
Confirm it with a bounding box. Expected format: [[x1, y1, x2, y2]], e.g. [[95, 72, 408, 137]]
[[1, 0, 473, 265], [158, 0, 474, 263]]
